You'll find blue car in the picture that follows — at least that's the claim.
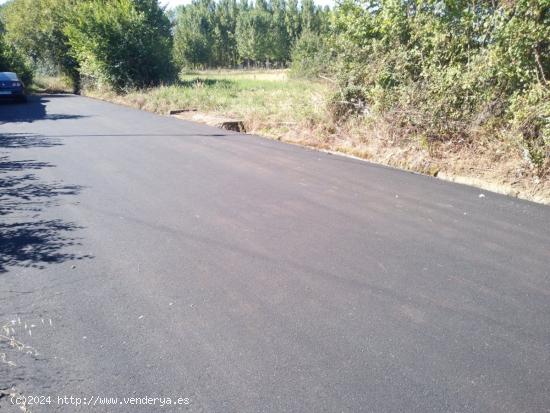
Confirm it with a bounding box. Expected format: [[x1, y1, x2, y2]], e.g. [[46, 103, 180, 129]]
[[0, 72, 26, 102]]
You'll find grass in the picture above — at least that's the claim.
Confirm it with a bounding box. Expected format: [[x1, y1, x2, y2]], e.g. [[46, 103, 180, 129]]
[[182, 68, 289, 81], [88, 69, 331, 142], [31, 74, 73, 94], [83, 69, 549, 204]]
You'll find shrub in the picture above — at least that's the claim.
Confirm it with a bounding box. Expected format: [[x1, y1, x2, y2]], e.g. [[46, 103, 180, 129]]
[[1, 0, 79, 90], [511, 84, 550, 174], [290, 30, 333, 79], [0, 34, 33, 85], [65, 0, 174, 91], [320, 0, 550, 173]]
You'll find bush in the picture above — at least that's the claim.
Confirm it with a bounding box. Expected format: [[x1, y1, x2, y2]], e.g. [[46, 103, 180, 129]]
[[1, 0, 79, 90], [511, 85, 550, 174], [322, 0, 550, 173], [65, 0, 174, 91], [290, 30, 333, 79], [0, 35, 33, 85]]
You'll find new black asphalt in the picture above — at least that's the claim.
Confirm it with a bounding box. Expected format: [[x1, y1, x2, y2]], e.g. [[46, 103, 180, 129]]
[[1, 95, 549, 412]]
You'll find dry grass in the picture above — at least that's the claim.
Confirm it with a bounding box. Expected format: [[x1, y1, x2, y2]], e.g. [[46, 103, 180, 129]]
[[182, 68, 290, 81], [84, 69, 550, 204], [31, 75, 73, 94], [86, 69, 331, 140]]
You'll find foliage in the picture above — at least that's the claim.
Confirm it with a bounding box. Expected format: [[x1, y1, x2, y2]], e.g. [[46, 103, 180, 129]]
[[236, 5, 274, 64], [1, 0, 173, 91], [1, 0, 78, 88], [31, 74, 74, 93], [290, 30, 333, 79], [0, 21, 33, 85], [2, 0, 330, 85], [64, 0, 173, 91], [172, 0, 330, 69], [324, 0, 550, 174], [511, 84, 550, 173]]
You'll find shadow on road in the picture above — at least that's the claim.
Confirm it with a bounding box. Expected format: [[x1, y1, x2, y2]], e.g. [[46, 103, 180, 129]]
[[0, 132, 91, 273], [0, 95, 86, 124], [0, 132, 62, 149]]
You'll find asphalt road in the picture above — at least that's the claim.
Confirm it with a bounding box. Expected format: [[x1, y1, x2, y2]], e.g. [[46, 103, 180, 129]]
[[1, 95, 549, 412]]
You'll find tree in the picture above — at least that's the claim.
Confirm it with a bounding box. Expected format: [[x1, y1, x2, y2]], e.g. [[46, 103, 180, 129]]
[[1, 0, 79, 89], [172, 0, 330, 69], [173, 1, 215, 68], [0, 20, 33, 84], [300, 0, 317, 32], [285, 0, 301, 45], [65, 0, 173, 90], [212, 0, 240, 66], [236, 5, 273, 65], [271, 0, 290, 63]]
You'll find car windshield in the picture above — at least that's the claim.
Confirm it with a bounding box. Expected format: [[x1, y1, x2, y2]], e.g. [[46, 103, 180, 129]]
[[0, 72, 19, 81]]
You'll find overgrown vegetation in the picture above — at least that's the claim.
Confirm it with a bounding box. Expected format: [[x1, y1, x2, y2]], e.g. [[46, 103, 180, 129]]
[[0, 20, 32, 84], [1, 0, 80, 89], [31, 74, 74, 94], [66, 0, 173, 90], [87, 70, 330, 137], [292, 0, 550, 176], [289, 30, 332, 78], [0, 0, 173, 91]]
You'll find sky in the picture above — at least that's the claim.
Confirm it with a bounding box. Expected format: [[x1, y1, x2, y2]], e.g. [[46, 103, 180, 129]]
[[0, 0, 335, 7]]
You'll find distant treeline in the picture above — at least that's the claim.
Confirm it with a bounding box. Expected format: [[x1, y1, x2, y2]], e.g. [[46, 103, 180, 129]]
[[172, 0, 330, 68]]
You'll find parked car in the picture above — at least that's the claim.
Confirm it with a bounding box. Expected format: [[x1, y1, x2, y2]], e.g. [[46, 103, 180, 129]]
[[0, 72, 26, 102]]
